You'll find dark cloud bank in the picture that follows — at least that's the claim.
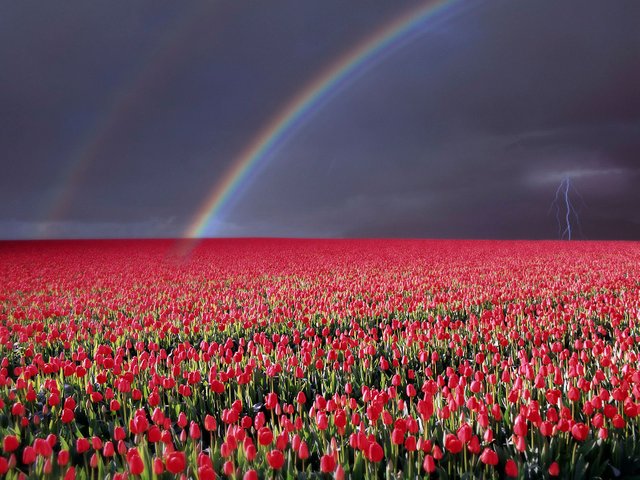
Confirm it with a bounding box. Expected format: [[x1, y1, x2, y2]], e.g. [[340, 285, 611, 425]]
[[1, 0, 639, 240]]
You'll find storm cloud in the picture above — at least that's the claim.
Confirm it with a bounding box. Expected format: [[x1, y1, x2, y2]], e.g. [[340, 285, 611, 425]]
[[1, 0, 639, 239]]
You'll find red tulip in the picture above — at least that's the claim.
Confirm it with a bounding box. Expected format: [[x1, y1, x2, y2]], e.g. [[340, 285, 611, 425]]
[[199, 466, 216, 480], [423, 454, 436, 473], [513, 415, 527, 436], [189, 421, 201, 439], [152, 457, 164, 475], [223, 460, 235, 476], [76, 438, 90, 454], [258, 427, 273, 446], [320, 454, 336, 473], [165, 451, 186, 474], [3, 435, 19, 453], [571, 423, 588, 442], [444, 434, 463, 454], [243, 470, 258, 480], [64, 467, 76, 480], [265, 392, 278, 410], [505, 459, 518, 477], [61, 408, 74, 424], [22, 446, 37, 464], [114, 426, 126, 441], [298, 441, 309, 460], [177, 412, 188, 429], [367, 442, 384, 462], [479, 448, 499, 466], [391, 428, 404, 445], [58, 450, 70, 466], [128, 452, 144, 475], [103, 441, 115, 457], [204, 414, 217, 432], [266, 450, 284, 470]]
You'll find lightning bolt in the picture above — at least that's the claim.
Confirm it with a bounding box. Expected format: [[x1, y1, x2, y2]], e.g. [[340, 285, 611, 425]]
[[549, 176, 586, 240]]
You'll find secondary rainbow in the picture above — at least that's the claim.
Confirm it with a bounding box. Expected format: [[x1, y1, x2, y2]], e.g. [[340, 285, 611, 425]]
[[185, 0, 460, 238], [43, 3, 215, 234]]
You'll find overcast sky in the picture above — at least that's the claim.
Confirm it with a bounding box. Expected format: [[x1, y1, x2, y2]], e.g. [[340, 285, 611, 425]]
[[1, 0, 639, 240]]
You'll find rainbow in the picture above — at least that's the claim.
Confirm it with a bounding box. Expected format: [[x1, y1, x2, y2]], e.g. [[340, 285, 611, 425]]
[[185, 0, 463, 238], [43, 3, 215, 235]]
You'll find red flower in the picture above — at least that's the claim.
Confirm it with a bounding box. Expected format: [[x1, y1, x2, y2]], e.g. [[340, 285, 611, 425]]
[[298, 442, 309, 460], [391, 428, 404, 445], [243, 470, 258, 480], [320, 454, 336, 473], [457, 423, 473, 444], [76, 438, 90, 454], [177, 412, 188, 429], [479, 448, 499, 466], [513, 415, 527, 436], [571, 423, 588, 442], [22, 446, 37, 464], [199, 466, 216, 480], [549, 462, 560, 476], [423, 454, 436, 473], [444, 434, 463, 454], [61, 408, 74, 424], [223, 460, 235, 476], [114, 426, 126, 441], [405, 435, 417, 451], [505, 459, 518, 477], [128, 452, 144, 475], [265, 392, 278, 410], [204, 414, 217, 432], [266, 450, 284, 470], [406, 384, 417, 397], [334, 410, 346, 428], [165, 451, 186, 474], [367, 442, 384, 462], [258, 427, 274, 446], [58, 450, 70, 466], [3, 435, 19, 452], [152, 457, 164, 474], [64, 467, 76, 480], [103, 442, 115, 457], [316, 412, 329, 430], [189, 421, 201, 439], [210, 379, 225, 393]]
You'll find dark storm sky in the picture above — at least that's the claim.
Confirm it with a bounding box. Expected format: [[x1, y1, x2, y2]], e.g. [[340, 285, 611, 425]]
[[1, 0, 639, 240]]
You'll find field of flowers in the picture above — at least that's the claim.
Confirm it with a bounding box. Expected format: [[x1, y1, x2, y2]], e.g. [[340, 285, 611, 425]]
[[0, 239, 639, 479]]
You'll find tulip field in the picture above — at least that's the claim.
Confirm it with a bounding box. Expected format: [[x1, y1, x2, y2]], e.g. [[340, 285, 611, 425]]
[[1, 239, 640, 479]]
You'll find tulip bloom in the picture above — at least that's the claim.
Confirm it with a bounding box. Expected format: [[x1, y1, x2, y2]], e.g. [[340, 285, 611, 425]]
[[571, 423, 589, 442], [444, 434, 463, 454], [258, 427, 274, 446], [505, 459, 518, 477], [479, 448, 499, 466], [266, 450, 284, 470], [367, 442, 384, 462], [320, 454, 336, 473], [128, 453, 144, 475], [243, 470, 258, 480], [423, 454, 436, 473], [3, 435, 19, 453]]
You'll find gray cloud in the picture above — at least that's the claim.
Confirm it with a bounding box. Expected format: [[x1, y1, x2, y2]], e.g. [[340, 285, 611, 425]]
[[1, 0, 639, 240]]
